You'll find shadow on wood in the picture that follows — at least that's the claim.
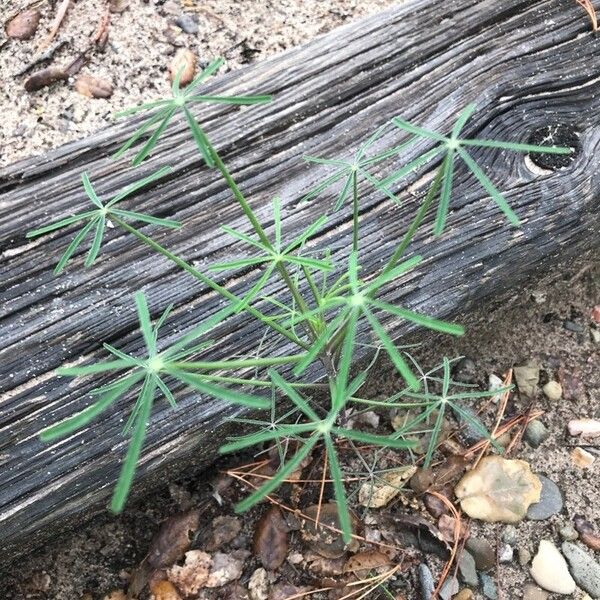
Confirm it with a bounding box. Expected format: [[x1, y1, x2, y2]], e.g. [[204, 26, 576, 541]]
[[0, 0, 599, 564]]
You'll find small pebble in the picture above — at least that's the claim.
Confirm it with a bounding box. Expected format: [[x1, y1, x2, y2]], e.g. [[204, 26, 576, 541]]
[[526, 475, 563, 520], [522, 583, 549, 600], [458, 550, 479, 588], [175, 13, 199, 34], [561, 541, 600, 598], [559, 524, 579, 542], [563, 319, 584, 332], [514, 363, 540, 398], [518, 547, 532, 566], [480, 573, 498, 600], [455, 590, 474, 600], [452, 357, 477, 383], [591, 328, 600, 344], [488, 373, 504, 403], [417, 563, 435, 600], [498, 543, 513, 563], [568, 419, 600, 438], [530, 540, 576, 594], [502, 525, 518, 546], [524, 420, 550, 448], [458, 551, 479, 588], [465, 538, 495, 571], [542, 381, 562, 401], [571, 446, 596, 469], [439, 576, 459, 600]]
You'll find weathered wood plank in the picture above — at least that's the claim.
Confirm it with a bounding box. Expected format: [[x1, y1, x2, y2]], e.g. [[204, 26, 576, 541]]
[[1, 0, 599, 563]]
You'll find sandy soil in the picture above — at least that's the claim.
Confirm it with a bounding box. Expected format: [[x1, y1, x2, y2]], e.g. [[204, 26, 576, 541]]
[[0, 0, 396, 167]]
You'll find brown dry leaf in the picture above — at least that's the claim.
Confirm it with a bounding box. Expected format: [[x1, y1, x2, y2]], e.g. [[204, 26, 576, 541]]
[[74, 74, 113, 98], [301, 503, 360, 558], [358, 466, 417, 508], [129, 510, 200, 598], [455, 456, 542, 523], [343, 551, 391, 576], [167, 550, 212, 597], [253, 506, 288, 571], [270, 583, 314, 600], [304, 552, 346, 577], [150, 580, 182, 600], [6, 9, 40, 40], [438, 514, 469, 544], [170, 49, 196, 87], [147, 510, 200, 570]]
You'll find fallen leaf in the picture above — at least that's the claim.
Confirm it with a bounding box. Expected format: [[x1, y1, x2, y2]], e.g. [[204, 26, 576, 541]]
[[170, 48, 196, 87], [129, 510, 200, 598], [270, 583, 313, 600], [343, 551, 390, 576], [455, 456, 542, 523], [6, 9, 40, 39], [358, 466, 417, 508], [253, 506, 288, 570], [304, 551, 346, 576], [167, 550, 211, 596], [150, 580, 182, 600], [301, 503, 360, 558], [438, 514, 469, 543]]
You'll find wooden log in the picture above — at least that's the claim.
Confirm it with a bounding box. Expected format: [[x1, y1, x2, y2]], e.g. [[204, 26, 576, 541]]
[[1, 0, 599, 563]]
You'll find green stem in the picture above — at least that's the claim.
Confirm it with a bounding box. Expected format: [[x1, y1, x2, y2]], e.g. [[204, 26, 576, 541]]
[[206, 140, 317, 340], [380, 163, 445, 278], [111, 216, 308, 350], [172, 354, 304, 370], [352, 171, 359, 252]]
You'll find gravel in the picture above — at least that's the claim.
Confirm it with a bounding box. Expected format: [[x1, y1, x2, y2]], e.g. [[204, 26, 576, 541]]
[[0, 0, 397, 167]]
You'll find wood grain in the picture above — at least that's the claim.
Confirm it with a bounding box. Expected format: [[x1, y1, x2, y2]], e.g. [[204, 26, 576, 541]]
[[1, 0, 599, 562]]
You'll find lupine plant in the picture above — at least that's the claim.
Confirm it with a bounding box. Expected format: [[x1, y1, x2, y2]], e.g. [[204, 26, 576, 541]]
[[30, 58, 571, 543]]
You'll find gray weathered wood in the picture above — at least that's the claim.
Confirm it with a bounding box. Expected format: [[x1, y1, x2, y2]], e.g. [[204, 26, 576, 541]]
[[1, 0, 599, 563]]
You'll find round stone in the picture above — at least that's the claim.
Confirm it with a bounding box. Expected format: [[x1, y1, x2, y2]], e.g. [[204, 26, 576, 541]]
[[527, 475, 563, 520]]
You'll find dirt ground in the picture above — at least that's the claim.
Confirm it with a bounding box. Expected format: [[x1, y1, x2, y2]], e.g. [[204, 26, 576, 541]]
[[0, 0, 396, 167], [2, 257, 598, 599]]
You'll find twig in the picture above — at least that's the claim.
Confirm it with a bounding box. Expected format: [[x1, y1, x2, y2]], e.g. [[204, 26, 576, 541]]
[[430, 491, 462, 599], [34, 0, 71, 58], [576, 0, 599, 31], [15, 39, 69, 76]]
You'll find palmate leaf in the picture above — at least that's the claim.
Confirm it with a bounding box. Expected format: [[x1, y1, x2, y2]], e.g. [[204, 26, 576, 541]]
[[114, 57, 272, 166], [301, 123, 412, 210], [381, 103, 572, 234], [27, 167, 179, 274], [39, 291, 269, 513], [209, 198, 331, 312]]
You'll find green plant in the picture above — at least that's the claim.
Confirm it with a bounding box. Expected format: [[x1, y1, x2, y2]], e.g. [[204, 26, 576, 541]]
[[29, 57, 570, 543]]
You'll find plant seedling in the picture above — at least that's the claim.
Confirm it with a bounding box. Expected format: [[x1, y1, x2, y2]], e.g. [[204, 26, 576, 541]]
[[26, 167, 179, 274], [381, 103, 572, 234], [113, 57, 272, 166]]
